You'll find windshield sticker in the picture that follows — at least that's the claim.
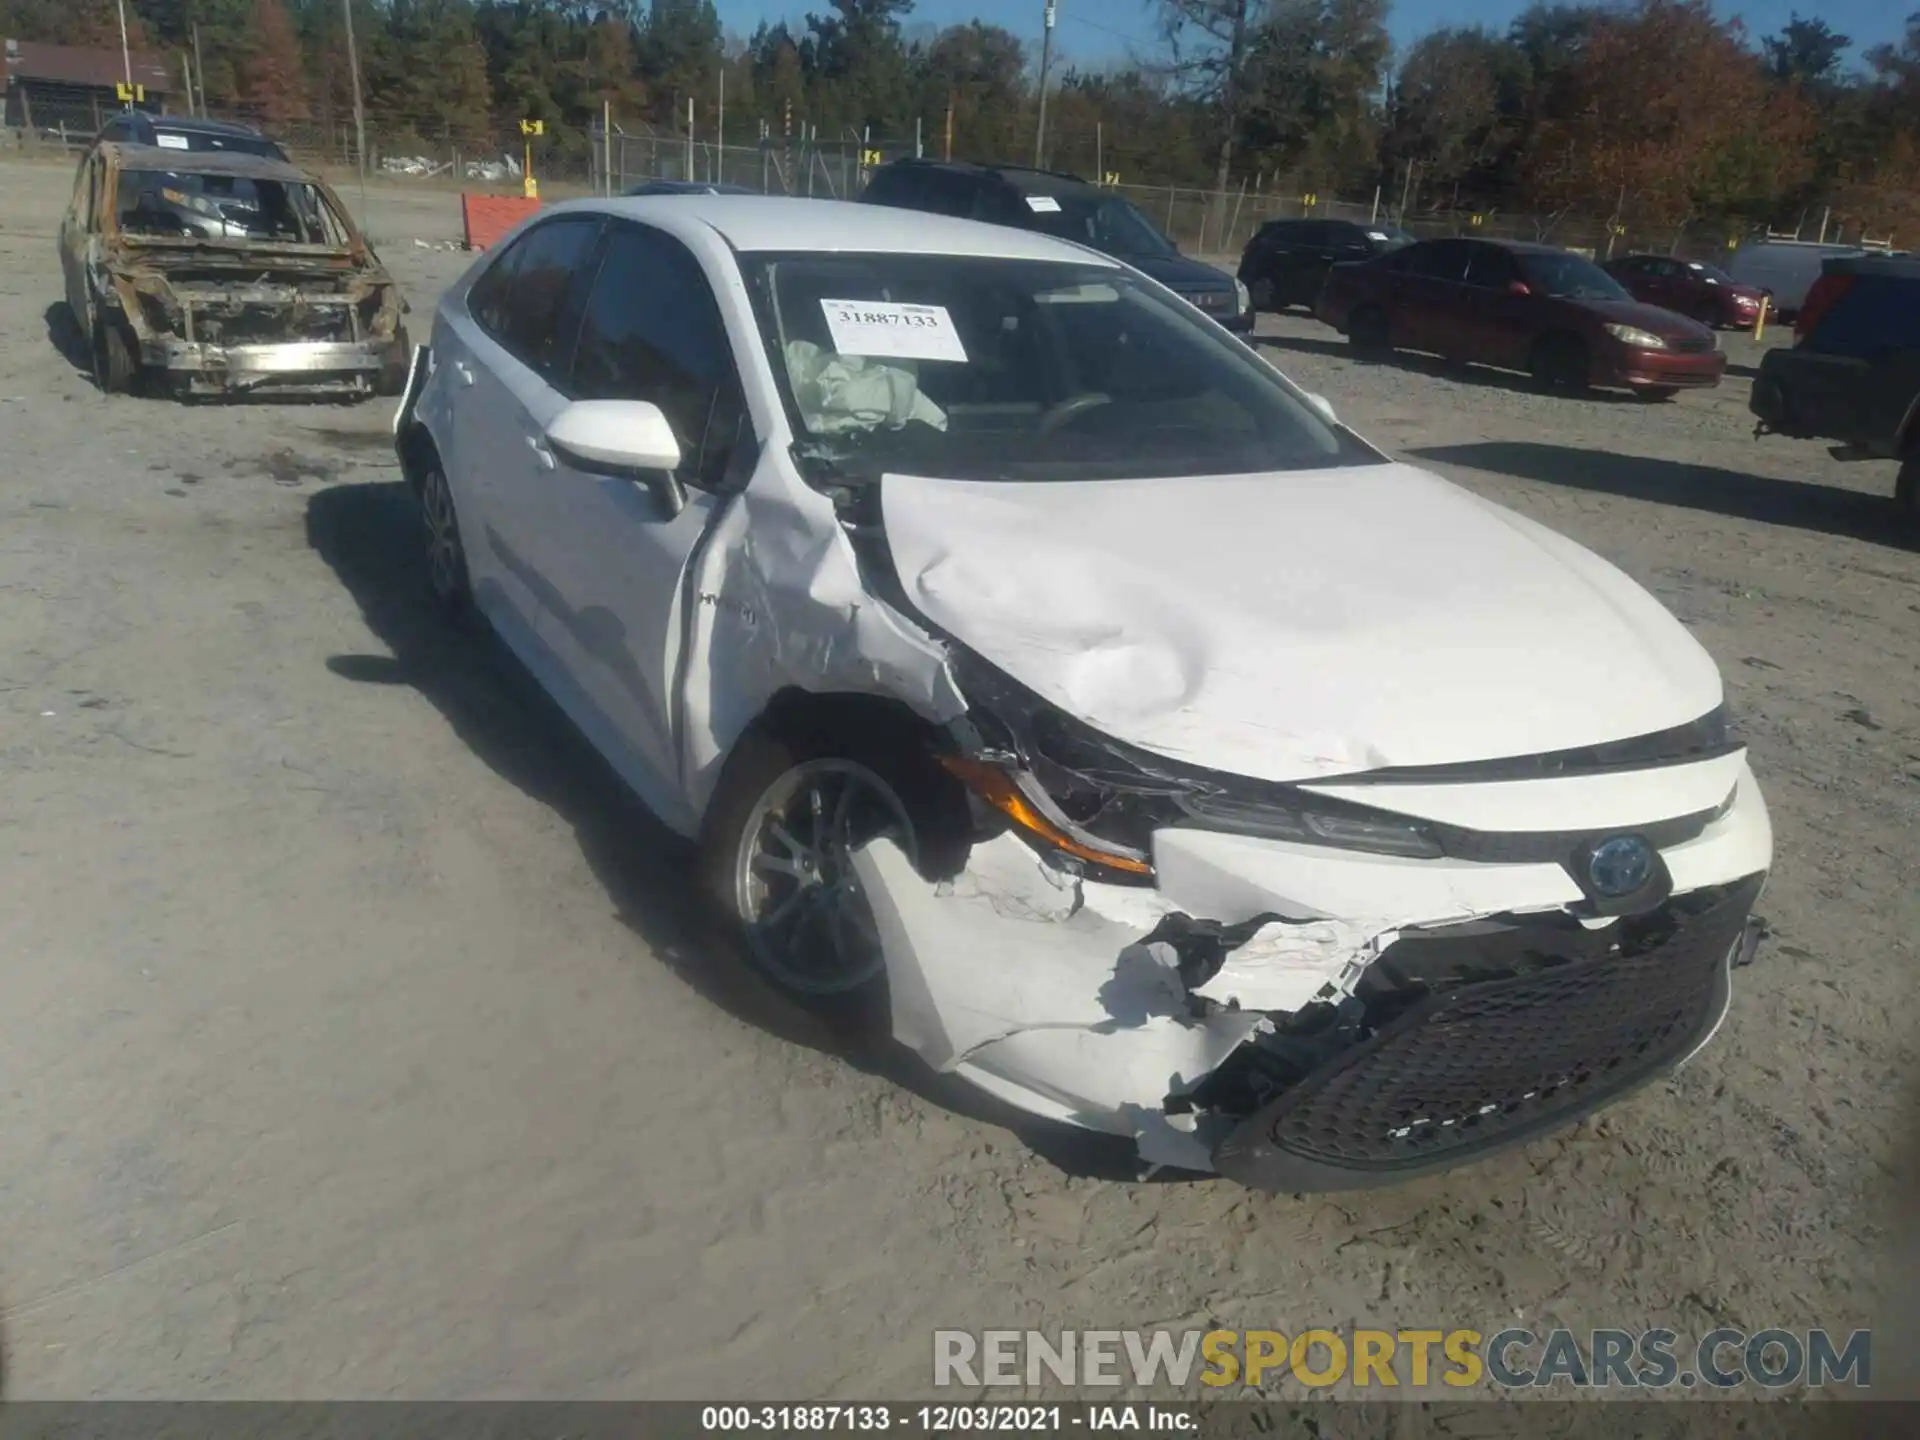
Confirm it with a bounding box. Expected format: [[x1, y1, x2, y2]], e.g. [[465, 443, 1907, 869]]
[[155, 133, 190, 150], [1025, 195, 1063, 213], [820, 299, 969, 363]]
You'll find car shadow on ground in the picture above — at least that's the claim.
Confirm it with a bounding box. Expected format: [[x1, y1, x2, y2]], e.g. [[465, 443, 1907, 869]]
[[44, 302, 91, 380], [1253, 323, 1643, 404], [304, 479, 1175, 1187], [1408, 440, 1915, 550]]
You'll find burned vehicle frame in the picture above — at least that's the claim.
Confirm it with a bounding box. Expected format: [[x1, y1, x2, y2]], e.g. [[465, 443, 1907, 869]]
[[57, 141, 408, 399]]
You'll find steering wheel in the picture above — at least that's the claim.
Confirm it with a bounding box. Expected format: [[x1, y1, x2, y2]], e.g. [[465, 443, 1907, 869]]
[[1036, 392, 1113, 436]]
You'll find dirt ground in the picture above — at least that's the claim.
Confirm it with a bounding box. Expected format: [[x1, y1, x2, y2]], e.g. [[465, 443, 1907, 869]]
[[0, 155, 1914, 1405]]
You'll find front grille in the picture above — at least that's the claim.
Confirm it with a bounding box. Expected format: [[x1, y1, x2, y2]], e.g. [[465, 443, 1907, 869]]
[[1191, 290, 1231, 310], [1668, 334, 1717, 354], [1212, 877, 1760, 1189]]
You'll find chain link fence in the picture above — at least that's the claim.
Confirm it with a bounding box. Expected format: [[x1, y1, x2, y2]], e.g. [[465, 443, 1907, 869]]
[[8, 98, 1896, 260]]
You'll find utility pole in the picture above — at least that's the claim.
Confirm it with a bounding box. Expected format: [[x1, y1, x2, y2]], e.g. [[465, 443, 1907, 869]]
[[342, 0, 368, 183], [114, 0, 132, 91], [1032, 1, 1056, 168], [716, 69, 726, 185], [192, 24, 206, 117]]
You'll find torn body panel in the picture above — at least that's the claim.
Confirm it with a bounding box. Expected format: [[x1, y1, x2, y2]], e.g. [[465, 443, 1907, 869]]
[[851, 751, 1770, 1188], [675, 452, 969, 824]]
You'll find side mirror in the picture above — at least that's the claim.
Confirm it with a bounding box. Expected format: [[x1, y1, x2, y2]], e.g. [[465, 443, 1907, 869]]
[[1507, 279, 1533, 297], [545, 399, 686, 518], [1303, 392, 1339, 427]]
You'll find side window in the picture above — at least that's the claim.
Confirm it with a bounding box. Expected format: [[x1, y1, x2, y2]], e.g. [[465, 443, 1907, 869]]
[[468, 216, 601, 379], [862, 167, 915, 208], [1402, 241, 1471, 281], [569, 223, 750, 490], [1464, 245, 1519, 289], [922, 171, 977, 218]]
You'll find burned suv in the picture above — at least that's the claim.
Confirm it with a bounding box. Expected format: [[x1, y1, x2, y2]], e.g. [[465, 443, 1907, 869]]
[[57, 142, 408, 399]]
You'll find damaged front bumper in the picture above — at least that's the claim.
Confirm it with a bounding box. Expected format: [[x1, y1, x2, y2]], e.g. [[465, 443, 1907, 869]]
[[850, 757, 1771, 1191], [142, 337, 407, 397]]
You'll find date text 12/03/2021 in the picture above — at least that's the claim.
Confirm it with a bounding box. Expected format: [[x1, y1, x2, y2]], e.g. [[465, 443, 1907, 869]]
[[699, 1405, 1196, 1432]]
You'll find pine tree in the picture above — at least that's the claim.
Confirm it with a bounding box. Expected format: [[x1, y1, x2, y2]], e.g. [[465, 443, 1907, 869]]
[[240, 0, 312, 122]]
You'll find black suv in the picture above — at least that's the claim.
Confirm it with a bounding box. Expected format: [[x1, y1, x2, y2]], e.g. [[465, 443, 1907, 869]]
[[859, 159, 1253, 332], [1239, 217, 1414, 312], [92, 112, 289, 162], [1751, 253, 1920, 521]]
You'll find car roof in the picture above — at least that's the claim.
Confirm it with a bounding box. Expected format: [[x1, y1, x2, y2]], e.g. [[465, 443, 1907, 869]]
[[100, 140, 313, 185], [551, 194, 1122, 265], [874, 158, 1097, 196]]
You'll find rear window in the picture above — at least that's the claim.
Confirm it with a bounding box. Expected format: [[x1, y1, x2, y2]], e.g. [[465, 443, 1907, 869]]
[[1808, 274, 1920, 355]]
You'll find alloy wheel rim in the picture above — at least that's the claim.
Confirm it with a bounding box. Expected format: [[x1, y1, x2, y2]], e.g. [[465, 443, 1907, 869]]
[[731, 758, 915, 996], [422, 470, 461, 600]]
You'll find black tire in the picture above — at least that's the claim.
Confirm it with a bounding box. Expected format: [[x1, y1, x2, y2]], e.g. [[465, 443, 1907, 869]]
[[1530, 332, 1590, 394], [1693, 304, 1721, 330], [1896, 453, 1919, 529], [695, 710, 972, 1029], [91, 315, 138, 394], [1248, 276, 1276, 312], [418, 460, 475, 621], [1347, 305, 1391, 357]]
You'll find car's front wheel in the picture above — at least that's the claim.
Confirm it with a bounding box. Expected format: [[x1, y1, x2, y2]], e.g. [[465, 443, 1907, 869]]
[[92, 316, 138, 394], [697, 717, 971, 1018], [1896, 452, 1919, 528]]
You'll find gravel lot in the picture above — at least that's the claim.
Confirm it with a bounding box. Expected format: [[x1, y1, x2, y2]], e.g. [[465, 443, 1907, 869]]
[[1, 154, 1914, 1406]]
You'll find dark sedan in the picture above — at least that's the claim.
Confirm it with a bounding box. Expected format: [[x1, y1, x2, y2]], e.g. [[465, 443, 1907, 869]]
[[1316, 237, 1726, 398], [1603, 253, 1768, 329]]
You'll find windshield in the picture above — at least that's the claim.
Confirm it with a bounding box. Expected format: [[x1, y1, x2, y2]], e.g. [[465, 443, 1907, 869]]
[[1018, 194, 1178, 259], [1518, 251, 1632, 302], [116, 168, 347, 244], [1364, 227, 1415, 250], [1684, 261, 1735, 284], [744, 252, 1374, 484]]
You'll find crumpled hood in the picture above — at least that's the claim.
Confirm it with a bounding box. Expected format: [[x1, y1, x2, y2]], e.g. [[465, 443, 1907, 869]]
[[880, 463, 1723, 782], [1121, 252, 1237, 296]]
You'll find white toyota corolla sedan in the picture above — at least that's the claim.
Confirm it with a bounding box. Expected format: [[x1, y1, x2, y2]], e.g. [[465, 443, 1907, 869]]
[[394, 195, 1772, 1191]]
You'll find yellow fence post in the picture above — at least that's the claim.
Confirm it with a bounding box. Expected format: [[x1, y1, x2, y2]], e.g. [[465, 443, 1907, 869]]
[[519, 118, 544, 198], [1753, 295, 1769, 343]]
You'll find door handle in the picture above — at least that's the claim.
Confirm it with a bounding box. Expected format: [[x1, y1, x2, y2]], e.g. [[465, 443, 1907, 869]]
[[453, 360, 474, 387], [525, 434, 556, 471]]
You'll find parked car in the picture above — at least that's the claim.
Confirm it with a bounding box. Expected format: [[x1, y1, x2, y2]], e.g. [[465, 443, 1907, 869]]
[[92, 110, 289, 162], [57, 141, 408, 398], [1750, 252, 1920, 521], [393, 194, 1771, 1191], [1603, 253, 1768, 329], [624, 179, 757, 196], [1238, 217, 1413, 312], [1723, 238, 1870, 318], [859, 158, 1253, 332], [1316, 236, 1726, 398]]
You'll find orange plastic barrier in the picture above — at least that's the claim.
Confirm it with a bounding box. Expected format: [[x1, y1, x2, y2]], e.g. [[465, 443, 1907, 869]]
[[461, 193, 542, 251]]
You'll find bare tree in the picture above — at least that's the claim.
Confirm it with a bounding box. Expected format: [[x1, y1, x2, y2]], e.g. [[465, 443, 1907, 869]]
[[1157, 0, 1269, 192]]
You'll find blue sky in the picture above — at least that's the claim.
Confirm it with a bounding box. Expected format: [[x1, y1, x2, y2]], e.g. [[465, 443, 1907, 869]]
[[727, 0, 1908, 69]]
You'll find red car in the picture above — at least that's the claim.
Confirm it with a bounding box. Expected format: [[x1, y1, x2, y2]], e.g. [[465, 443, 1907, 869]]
[[1602, 253, 1769, 329], [1316, 237, 1727, 398]]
